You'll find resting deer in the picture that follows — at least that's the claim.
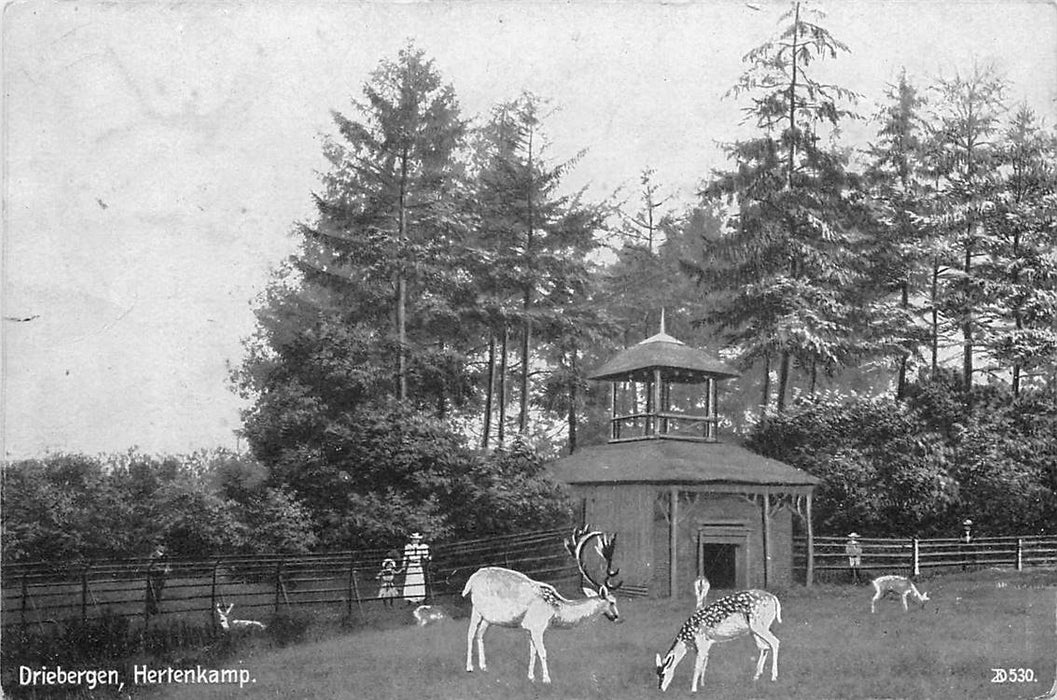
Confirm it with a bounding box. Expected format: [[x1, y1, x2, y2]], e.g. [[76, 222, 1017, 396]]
[[870, 575, 930, 613], [413, 604, 449, 626], [655, 590, 782, 692], [462, 526, 623, 684], [215, 603, 266, 632]]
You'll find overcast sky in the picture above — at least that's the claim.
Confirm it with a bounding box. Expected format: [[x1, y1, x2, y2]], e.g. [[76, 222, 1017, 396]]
[[3, 0, 1056, 460]]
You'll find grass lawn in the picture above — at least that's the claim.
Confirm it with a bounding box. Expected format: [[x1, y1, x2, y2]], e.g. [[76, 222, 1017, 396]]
[[139, 568, 1055, 699]]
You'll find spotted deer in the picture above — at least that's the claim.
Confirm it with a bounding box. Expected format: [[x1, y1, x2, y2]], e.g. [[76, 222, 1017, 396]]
[[870, 575, 930, 613], [655, 590, 781, 692], [462, 526, 623, 684]]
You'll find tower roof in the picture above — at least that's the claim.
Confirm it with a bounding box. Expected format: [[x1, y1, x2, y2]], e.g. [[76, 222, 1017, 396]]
[[588, 332, 740, 383]]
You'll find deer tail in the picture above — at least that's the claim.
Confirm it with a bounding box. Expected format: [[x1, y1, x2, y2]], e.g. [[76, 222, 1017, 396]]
[[462, 570, 480, 597], [774, 597, 783, 624]]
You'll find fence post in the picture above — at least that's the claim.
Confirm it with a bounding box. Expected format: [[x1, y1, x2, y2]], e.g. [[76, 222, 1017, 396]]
[[81, 565, 89, 624], [20, 573, 28, 634], [346, 557, 354, 617], [912, 538, 920, 577], [351, 566, 364, 618], [273, 561, 283, 614], [210, 560, 219, 622], [1017, 538, 1023, 571]]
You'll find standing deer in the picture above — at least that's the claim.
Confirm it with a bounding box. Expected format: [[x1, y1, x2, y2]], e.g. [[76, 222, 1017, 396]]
[[655, 590, 782, 692], [462, 526, 623, 684], [870, 575, 930, 613]]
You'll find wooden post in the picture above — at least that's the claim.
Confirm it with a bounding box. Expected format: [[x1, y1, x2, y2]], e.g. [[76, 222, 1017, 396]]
[[273, 561, 283, 613], [347, 557, 354, 617], [707, 377, 716, 440], [20, 573, 28, 634], [913, 538, 920, 577], [669, 487, 678, 598], [1017, 538, 1023, 571], [805, 493, 814, 587], [351, 567, 364, 617], [81, 565, 89, 624], [610, 382, 618, 440], [652, 368, 662, 436], [761, 493, 771, 588], [210, 561, 219, 623]]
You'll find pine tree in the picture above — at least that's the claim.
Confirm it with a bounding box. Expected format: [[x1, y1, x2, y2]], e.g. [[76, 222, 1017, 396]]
[[694, 1, 864, 413]]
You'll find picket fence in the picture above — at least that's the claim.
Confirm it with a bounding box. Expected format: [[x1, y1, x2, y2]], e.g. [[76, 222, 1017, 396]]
[[0, 528, 583, 633], [794, 533, 1057, 582]]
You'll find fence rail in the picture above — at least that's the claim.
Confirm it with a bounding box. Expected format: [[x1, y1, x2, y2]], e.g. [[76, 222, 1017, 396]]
[[794, 534, 1057, 582], [1, 528, 582, 633]]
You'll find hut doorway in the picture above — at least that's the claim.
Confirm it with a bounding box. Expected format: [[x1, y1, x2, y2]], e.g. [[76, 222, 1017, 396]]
[[696, 522, 749, 590]]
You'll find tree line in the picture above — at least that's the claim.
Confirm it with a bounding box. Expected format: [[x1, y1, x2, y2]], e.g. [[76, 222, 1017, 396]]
[[4, 3, 1056, 561]]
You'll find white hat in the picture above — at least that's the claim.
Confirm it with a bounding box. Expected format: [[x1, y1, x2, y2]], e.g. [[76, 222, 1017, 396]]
[[848, 532, 860, 538], [410, 532, 423, 539]]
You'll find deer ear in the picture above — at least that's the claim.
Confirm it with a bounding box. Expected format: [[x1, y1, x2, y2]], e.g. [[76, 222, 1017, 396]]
[[655, 653, 662, 666], [582, 587, 599, 598]]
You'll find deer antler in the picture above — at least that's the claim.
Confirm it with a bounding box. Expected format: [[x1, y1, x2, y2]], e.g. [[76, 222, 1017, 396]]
[[566, 526, 623, 592]]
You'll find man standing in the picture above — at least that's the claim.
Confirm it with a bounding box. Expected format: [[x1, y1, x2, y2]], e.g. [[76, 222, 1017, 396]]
[[845, 533, 863, 584], [401, 532, 431, 604]]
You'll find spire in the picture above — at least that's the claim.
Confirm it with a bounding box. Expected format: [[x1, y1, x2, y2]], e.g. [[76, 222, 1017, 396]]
[[660, 307, 666, 336]]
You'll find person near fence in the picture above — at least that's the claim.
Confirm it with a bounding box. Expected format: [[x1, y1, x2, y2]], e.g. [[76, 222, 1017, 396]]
[[145, 545, 172, 614], [401, 532, 431, 604], [376, 553, 399, 608], [845, 533, 864, 584]]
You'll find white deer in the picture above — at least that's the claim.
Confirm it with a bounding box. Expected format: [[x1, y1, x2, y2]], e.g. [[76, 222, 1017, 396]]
[[694, 576, 711, 609], [462, 526, 623, 684], [870, 575, 930, 613], [655, 590, 782, 692], [412, 604, 449, 626], [215, 603, 266, 632]]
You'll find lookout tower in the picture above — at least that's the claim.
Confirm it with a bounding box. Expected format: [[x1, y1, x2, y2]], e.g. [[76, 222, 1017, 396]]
[[590, 311, 739, 443], [550, 317, 819, 597]]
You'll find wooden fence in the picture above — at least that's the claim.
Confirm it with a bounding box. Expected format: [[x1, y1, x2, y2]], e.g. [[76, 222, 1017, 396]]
[[1, 529, 581, 634], [795, 534, 1057, 583]]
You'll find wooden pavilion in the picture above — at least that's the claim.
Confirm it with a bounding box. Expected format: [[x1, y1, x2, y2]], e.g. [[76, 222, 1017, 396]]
[[549, 321, 819, 597]]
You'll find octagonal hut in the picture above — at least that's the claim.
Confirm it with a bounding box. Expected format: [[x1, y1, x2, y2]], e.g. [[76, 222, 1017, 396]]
[[549, 322, 819, 598]]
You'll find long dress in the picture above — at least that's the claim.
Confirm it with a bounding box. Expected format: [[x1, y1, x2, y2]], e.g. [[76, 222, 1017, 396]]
[[401, 542, 430, 603], [377, 558, 399, 603]]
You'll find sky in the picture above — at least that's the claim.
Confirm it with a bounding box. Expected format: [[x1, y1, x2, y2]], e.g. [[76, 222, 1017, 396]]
[[3, 0, 1056, 460]]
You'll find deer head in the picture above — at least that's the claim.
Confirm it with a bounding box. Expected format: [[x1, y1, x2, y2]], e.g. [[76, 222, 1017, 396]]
[[565, 526, 623, 619]]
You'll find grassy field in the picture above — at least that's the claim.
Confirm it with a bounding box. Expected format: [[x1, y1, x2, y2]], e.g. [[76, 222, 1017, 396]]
[[128, 568, 1055, 699]]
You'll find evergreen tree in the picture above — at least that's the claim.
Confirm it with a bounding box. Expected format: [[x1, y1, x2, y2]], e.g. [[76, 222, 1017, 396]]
[[693, 1, 865, 413], [862, 70, 933, 398]]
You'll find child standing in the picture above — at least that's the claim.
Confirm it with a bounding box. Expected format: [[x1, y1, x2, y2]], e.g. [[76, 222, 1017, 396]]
[[376, 554, 399, 608]]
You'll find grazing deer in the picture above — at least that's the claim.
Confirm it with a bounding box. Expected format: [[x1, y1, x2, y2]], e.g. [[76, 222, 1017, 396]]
[[215, 603, 266, 632], [462, 526, 623, 684], [655, 590, 782, 692], [413, 604, 449, 626], [694, 576, 711, 609], [870, 575, 930, 613]]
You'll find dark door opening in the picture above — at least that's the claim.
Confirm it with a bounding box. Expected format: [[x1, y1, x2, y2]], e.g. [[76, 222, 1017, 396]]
[[699, 543, 737, 588]]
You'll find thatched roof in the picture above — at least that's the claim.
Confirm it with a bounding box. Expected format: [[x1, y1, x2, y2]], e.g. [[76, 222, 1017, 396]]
[[588, 331, 739, 383], [549, 439, 819, 487]]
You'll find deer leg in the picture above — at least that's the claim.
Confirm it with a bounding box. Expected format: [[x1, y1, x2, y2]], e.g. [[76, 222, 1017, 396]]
[[475, 619, 490, 670], [752, 634, 769, 680], [465, 610, 481, 672], [690, 646, 710, 693], [870, 588, 881, 613], [752, 626, 780, 681], [901, 592, 909, 612], [529, 628, 550, 683]]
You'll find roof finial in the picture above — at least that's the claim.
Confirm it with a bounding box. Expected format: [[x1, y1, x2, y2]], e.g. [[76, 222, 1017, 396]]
[[660, 307, 666, 336]]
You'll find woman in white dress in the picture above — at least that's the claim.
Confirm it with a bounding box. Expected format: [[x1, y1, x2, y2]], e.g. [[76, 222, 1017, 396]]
[[401, 532, 430, 604]]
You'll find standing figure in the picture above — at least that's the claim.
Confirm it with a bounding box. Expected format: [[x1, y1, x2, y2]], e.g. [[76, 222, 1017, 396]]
[[145, 545, 171, 615], [845, 532, 863, 584], [401, 532, 431, 604], [376, 554, 399, 608]]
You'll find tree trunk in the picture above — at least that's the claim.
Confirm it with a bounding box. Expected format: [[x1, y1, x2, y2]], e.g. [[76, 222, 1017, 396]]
[[930, 259, 940, 374], [482, 333, 496, 448], [396, 148, 410, 402], [760, 354, 772, 419], [962, 238, 974, 401], [519, 126, 535, 436], [777, 351, 791, 414], [897, 279, 909, 399], [498, 325, 509, 445], [567, 347, 578, 455]]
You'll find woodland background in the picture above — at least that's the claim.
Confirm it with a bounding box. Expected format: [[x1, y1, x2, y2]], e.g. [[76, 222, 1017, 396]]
[[4, 3, 1056, 563]]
